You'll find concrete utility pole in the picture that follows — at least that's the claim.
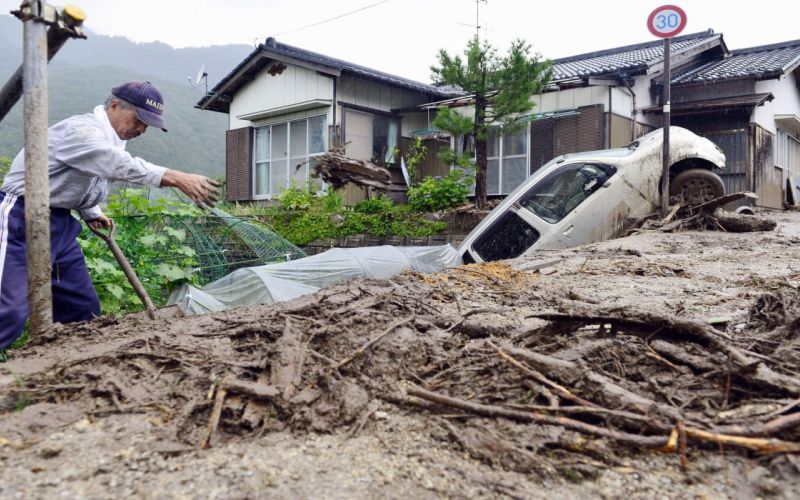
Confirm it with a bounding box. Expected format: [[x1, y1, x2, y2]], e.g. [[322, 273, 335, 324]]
[[5, 2, 86, 334], [22, 0, 53, 333]]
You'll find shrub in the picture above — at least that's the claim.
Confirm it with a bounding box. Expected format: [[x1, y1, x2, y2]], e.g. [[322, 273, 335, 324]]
[[78, 189, 201, 316], [407, 170, 471, 212], [224, 187, 446, 246]]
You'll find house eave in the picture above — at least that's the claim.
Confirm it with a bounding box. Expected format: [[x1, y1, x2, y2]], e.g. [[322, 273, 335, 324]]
[[237, 99, 332, 121]]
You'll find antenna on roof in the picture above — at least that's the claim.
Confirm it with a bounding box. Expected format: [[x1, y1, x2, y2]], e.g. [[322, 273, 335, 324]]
[[456, 0, 491, 40], [187, 63, 208, 93]]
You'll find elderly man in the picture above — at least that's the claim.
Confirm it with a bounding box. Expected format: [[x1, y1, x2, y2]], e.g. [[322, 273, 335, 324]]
[[0, 81, 220, 354]]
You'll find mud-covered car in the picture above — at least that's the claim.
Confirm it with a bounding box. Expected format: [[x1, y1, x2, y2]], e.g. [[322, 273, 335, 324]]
[[458, 126, 725, 264]]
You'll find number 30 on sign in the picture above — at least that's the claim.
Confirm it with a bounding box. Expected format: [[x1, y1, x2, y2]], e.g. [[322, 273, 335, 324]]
[[647, 5, 687, 38]]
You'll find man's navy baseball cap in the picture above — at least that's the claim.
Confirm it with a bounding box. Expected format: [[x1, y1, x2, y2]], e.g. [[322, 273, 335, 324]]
[[111, 81, 167, 132]]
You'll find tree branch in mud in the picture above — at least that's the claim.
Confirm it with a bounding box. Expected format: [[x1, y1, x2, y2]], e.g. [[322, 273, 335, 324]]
[[530, 305, 800, 395]]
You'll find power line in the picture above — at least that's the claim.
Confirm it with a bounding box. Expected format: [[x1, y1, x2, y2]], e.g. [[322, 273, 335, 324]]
[[254, 0, 389, 44]]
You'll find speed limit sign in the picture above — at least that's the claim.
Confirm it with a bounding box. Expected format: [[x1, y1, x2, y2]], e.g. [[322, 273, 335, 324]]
[[647, 5, 687, 38]]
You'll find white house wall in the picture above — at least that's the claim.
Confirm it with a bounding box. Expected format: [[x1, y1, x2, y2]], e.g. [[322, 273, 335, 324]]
[[337, 75, 429, 112], [401, 112, 433, 137], [228, 64, 334, 129], [532, 86, 634, 116], [610, 86, 633, 117], [755, 73, 800, 134], [632, 74, 660, 127]]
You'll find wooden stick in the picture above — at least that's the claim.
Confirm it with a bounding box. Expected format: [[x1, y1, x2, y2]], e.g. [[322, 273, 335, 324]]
[[406, 385, 669, 448], [335, 318, 413, 369], [488, 340, 598, 408], [504, 403, 671, 430], [683, 427, 800, 453], [200, 385, 227, 449], [713, 411, 800, 437], [677, 420, 689, 471]]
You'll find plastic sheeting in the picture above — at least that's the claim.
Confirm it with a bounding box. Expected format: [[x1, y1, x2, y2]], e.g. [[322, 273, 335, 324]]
[[167, 245, 461, 315]]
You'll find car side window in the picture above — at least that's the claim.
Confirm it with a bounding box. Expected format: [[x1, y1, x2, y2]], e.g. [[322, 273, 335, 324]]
[[519, 163, 616, 223]]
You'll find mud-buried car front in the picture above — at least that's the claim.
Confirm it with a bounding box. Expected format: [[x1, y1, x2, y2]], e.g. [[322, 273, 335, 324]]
[[458, 126, 726, 264]]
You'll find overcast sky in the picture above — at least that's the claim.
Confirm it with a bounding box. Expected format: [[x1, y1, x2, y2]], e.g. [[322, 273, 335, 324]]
[[2, 0, 798, 83]]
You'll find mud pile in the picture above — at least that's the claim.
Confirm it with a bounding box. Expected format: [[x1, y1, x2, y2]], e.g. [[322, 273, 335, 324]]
[[2, 253, 799, 477]]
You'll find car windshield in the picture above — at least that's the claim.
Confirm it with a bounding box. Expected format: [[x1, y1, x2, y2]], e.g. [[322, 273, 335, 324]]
[[473, 211, 540, 262], [518, 163, 616, 224]]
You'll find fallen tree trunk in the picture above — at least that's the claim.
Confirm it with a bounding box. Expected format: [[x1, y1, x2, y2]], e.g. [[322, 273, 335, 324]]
[[712, 211, 777, 232], [311, 150, 391, 190]]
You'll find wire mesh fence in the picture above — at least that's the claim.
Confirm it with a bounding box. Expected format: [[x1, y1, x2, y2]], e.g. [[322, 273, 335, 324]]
[[114, 208, 306, 284]]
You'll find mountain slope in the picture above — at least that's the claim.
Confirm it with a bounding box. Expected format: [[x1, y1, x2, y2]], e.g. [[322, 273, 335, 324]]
[[0, 14, 251, 177]]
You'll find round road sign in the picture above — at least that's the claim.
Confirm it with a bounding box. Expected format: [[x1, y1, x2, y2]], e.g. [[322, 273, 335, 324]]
[[647, 5, 687, 38]]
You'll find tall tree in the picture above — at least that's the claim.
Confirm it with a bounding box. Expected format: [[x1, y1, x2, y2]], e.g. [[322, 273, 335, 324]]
[[431, 36, 552, 208]]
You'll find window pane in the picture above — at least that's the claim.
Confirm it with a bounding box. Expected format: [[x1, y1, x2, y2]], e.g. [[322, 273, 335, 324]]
[[290, 120, 307, 158], [255, 162, 269, 196], [344, 109, 373, 161], [308, 115, 327, 154], [271, 159, 288, 194], [487, 127, 499, 158], [255, 127, 270, 163], [290, 157, 307, 187], [308, 157, 323, 192], [372, 115, 390, 163], [385, 120, 398, 163], [271, 123, 288, 160], [503, 127, 527, 157], [486, 158, 500, 195], [501, 157, 527, 193], [473, 211, 540, 262]]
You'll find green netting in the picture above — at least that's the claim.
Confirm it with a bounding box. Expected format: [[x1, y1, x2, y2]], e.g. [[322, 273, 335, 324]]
[[161, 208, 306, 283]]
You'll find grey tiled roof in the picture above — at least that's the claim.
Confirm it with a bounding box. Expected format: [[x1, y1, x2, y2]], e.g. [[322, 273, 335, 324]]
[[672, 39, 800, 83], [198, 37, 461, 112], [552, 30, 720, 81], [259, 38, 459, 96]]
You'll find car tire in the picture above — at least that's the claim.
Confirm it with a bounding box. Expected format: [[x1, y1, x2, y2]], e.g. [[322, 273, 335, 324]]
[[670, 169, 725, 205]]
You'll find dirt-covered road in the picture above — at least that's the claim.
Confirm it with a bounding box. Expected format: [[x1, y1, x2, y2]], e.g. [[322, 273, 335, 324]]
[[2, 211, 799, 499]]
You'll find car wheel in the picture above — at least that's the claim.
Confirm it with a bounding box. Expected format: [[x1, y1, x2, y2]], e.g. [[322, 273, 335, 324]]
[[670, 169, 725, 205]]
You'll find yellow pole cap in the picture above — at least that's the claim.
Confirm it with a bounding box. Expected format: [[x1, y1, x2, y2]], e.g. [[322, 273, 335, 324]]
[[63, 4, 87, 23]]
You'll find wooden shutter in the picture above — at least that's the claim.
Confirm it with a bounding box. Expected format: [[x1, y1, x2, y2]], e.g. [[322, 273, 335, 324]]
[[530, 118, 554, 174], [225, 127, 253, 201]]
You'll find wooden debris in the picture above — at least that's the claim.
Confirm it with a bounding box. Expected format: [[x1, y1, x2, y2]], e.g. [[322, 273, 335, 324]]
[[311, 149, 391, 190], [199, 385, 227, 449]]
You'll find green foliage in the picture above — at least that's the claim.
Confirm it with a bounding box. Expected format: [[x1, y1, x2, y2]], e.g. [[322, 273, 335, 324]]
[[430, 35, 552, 206], [408, 170, 472, 212], [0, 156, 10, 185], [225, 186, 446, 246], [403, 137, 427, 185], [78, 189, 201, 316]]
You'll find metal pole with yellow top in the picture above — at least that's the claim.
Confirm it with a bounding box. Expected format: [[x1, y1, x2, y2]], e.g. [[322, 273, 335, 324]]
[[0, 3, 86, 121], [0, 2, 87, 334]]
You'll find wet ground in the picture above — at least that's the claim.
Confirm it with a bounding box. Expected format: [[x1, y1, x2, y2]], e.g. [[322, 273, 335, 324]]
[[1, 210, 799, 499]]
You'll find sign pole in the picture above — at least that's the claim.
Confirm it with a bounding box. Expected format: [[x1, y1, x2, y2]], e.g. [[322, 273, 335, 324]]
[[661, 37, 671, 214], [647, 5, 686, 214]]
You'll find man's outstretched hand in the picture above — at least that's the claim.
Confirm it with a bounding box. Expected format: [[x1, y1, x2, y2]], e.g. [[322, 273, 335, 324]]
[[161, 170, 222, 209]]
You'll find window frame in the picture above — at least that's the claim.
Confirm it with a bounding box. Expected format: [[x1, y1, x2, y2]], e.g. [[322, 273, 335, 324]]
[[251, 114, 328, 200], [486, 124, 530, 196]]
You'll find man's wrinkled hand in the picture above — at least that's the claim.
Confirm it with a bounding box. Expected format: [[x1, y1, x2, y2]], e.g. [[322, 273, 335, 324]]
[[162, 170, 222, 209]]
